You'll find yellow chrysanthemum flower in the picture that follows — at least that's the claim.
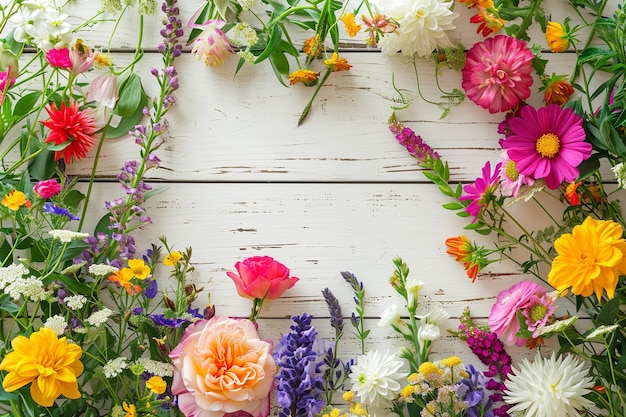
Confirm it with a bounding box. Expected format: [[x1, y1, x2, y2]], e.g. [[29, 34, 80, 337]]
[[146, 375, 167, 395], [340, 13, 362, 37], [545, 21, 569, 52], [163, 251, 183, 266], [1, 190, 29, 211], [548, 216, 626, 300], [127, 258, 151, 280], [0, 328, 83, 407]]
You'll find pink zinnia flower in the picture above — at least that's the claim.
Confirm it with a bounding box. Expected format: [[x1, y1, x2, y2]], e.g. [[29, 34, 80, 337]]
[[189, 19, 233, 67], [459, 160, 502, 222], [489, 280, 547, 346], [501, 104, 592, 190], [522, 293, 556, 338], [462, 35, 534, 113], [33, 179, 61, 199], [46, 48, 72, 69]]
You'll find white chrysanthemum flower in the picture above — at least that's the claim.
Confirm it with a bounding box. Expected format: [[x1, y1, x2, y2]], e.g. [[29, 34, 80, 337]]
[[65, 294, 88, 310], [586, 324, 619, 340], [48, 229, 89, 243], [44, 314, 68, 336], [504, 352, 594, 417], [102, 357, 129, 378], [86, 307, 113, 327], [135, 357, 175, 377], [378, 304, 402, 328], [370, 0, 458, 58], [88, 263, 119, 277], [0, 263, 29, 290], [349, 349, 407, 407]]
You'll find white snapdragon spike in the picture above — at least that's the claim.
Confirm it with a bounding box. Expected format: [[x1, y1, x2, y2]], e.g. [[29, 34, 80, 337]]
[[86, 307, 113, 327], [48, 229, 90, 243], [417, 323, 440, 344], [102, 357, 130, 378], [416, 306, 450, 325], [44, 315, 68, 336], [349, 349, 407, 408], [405, 278, 425, 311], [378, 304, 402, 328], [135, 358, 175, 377], [370, 0, 458, 58], [504, 352, 594, 417]]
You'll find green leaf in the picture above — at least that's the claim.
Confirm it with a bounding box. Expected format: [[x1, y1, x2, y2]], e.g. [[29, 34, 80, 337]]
[[63, 189, 86, 209], [46, 272, 92, 295], [254, 25, 282, 65], [13, 91, 41, 119], [442, 202, 464, 210], [115, 73, 143, 117], [270, 49, 290, 75], [27, 148, 56, 181], [596, 296, 619, 325], [106, 92, 148, 138]]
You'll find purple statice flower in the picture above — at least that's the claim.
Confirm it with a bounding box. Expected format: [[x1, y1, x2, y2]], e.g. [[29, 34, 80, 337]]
[[457, 365, 494, 417], [42, 202, 80, 220], [273, 314, 325, 417], [388, 113, 440, 168]]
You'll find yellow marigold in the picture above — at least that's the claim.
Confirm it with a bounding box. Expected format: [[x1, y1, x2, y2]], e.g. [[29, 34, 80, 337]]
[[418, 361, 440, 376], [440, 356, 462, 368], [288, 69, 319, 86], [0, 328, 83, 407], [324, 53, 352, 72], [340, 13, 362, 37], [543, 73, 574, 105], [1, 190, 29, 211], [146, 375, 167, 395], [127, 258, 151, 279], [164, 251, 183, 266], [546, 21, 569, 52], [548, 216, 626, 300], [303, 35, 322, 57]]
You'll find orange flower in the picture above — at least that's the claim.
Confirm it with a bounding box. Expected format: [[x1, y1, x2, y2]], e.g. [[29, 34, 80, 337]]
[[543, 74, 574, 105], [1, 190, 30, 211], [288, 69, 319, 86], [340, 13, 362, 37], [470, 6, 505, 36], [445, 235, 496, 282], [302, 35, 322, 57], [564, 181, 581, 206], [324, 53, 352, 72], [546, 21, 570, 52], [445, 235, 472, 262], [108, 268, 142, 295]]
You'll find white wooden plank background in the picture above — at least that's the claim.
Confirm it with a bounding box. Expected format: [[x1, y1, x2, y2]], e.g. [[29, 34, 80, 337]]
[[10, 0, 617, 368]]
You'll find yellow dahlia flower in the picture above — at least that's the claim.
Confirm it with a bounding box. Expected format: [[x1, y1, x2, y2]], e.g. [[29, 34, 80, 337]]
[[0, 327, 83, 406], [548, 216, 626, 300]]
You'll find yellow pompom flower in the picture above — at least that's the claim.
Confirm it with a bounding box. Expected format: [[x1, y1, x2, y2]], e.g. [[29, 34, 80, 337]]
[[548, 216, 626, 300], [0, 328, 84, 407], [146, 375, 167, 395], [440, 356, 462, 368], [418, 361, 440, 376], [545, 21, 570, 52], [163, 251, 183, 266]]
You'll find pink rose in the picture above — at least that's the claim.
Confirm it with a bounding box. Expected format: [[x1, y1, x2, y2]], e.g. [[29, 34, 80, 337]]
[[489, 280, 547, 346], [169, 316, 276, 417], [33, 179, 61, 199], [227, 256, 299, 300]]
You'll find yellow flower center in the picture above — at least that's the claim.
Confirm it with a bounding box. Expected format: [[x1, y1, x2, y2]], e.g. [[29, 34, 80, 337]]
[[505, 160, 519, 181], [536, 133, 560, 158], [529, 304, 549, 323]]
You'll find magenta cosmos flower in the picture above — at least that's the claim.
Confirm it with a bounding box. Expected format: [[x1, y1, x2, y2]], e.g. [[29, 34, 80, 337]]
[[462, 35, 534, 114], [459, 160, 502, 222], [501, 104, 591, 190]]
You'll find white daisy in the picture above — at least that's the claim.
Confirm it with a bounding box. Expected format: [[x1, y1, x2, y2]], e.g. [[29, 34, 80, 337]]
[[370, 0, 458, 58], [349, 349, 407, 408], [504, 352, 594, 417]]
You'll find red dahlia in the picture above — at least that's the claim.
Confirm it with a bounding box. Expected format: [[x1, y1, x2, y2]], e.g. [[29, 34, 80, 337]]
[[41, 101, 97, 163]]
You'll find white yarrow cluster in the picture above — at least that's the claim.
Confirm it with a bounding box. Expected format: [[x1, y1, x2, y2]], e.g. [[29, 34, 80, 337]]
[[103, 357, 130, 378], [229, 22, 259, 47], [86, 308, 113, 327], [44, 315, 68, 336], [0, 263, 29, 291], [611, 162, 626, 189], [370, 0, 458, 57], [65, 294, 88, 310], [237, 0, 257, 10], [135, 357, 175, 377], [88, 263, 119, 277], [4, 276, 51, 301], [349, 349, 407, 408], [48, 229, 90, 243], [9, 0, 72, 50]]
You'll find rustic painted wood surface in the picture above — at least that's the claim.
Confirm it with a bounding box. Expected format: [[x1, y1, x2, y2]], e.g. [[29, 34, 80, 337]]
[[48, 0, 618, 367]]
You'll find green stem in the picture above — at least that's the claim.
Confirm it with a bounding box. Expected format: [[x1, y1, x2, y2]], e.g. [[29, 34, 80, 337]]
[[298, 68, 331, 126]]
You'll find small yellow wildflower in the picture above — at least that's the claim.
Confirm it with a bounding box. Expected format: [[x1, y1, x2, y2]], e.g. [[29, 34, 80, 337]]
[[351, 402, 368, 417], [146, 375, 167, 395], [545, 21, 570, 52], [1, 190, 29, 211], [408, 372, 419, 383], [126, 258, 151, 280], [342, 391, 355, 402], [163, 251, 183, 266], [340, 13, 362, 37], [324, 53, 352, 72], [288, 69, 319, 86], [401, 384, 415, 400], [122, 401, 137, 417], [418, 362, 440, 376], [440, 356, 462, 368]]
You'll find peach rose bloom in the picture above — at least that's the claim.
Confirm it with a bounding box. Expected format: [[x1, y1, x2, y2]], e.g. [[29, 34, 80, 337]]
[[169, 316, 276, 417]]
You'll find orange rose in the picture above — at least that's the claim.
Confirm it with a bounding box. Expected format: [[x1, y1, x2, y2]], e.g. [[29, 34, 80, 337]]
[[169, 316, 276, 417]]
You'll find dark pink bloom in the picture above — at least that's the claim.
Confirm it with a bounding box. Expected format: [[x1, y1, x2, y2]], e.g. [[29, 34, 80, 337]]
[[462, 35, 534, 113], [227, 256, 299, 300], [501, 104, 592, 189], [33, 179, 61, 199], [459, 161, 502, 222], [46, 48, 72, 69], [0, 71, 15, 91]]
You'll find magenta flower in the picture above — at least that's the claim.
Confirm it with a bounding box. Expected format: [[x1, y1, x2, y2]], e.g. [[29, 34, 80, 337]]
[[522, 293, 557, 338], [462, 35, 534, 114], [501, 104, 592, 189], [0, 71, 15, 92], [33, 179, 61, 199], [459, 161, 502, 222], [489, 280, 548, 346], [45, 48, 72, 69]]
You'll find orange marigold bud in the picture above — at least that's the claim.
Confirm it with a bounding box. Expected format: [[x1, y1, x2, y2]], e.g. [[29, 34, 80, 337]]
[[543, 74, 574, 105], [546, 21, 570, 52]]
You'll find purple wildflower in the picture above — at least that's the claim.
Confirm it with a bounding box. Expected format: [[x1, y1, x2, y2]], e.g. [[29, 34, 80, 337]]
[[43, 202, 80, 220], [149, 314, 188, 328], [273, 314, 325, 417], [388, 113, 440, 168], [321, 288, 343, 333], [457, 365, 494, 417]]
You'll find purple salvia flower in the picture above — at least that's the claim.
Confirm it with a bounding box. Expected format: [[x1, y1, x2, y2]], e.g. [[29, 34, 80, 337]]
[[388, 113, 440, 168]]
